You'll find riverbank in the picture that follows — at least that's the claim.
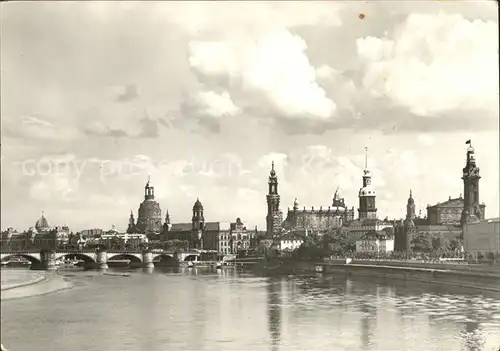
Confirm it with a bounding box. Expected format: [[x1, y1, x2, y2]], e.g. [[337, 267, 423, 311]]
[[1, 270, 74, 301], [249, 260, 500, 292]]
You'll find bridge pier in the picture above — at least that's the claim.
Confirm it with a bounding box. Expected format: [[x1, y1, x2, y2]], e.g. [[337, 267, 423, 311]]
[[40, 250, 57, 271], [96, 250, 108, 270], [142, 250, 154, 269]]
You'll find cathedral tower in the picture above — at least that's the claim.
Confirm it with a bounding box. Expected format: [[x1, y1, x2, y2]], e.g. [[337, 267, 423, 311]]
[[266, 161, 283, 238], [358, 147, 377, 220], [461, 140, 485, 224]]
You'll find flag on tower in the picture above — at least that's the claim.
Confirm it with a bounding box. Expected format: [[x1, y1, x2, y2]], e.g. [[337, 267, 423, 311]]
[[465, 140, 471, 144]]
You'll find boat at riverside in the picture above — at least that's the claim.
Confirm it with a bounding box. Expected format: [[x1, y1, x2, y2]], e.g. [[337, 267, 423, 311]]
[[1, 257, 32, 268], [56, 258, 85, 270]]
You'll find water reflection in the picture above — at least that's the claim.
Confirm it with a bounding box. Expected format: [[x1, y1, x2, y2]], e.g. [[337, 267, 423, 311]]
[[461, 299, 485, 351], [2, 269, 500, 351], [359, 298, 377, 349], [267, 278, 283, 351]]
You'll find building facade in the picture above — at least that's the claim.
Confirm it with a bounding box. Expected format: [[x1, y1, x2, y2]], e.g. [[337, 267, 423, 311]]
[[160, 199, 221, 250], [463, 218, 500, 256], [355, 232, 395, 254], [135, 178, 163, 234], [283, 188, 355, 233], [266, 162, 283, 238]]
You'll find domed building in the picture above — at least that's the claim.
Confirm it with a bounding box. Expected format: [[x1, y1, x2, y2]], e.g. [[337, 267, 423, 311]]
[[35, 211, 51, 233], [135, 177, 162, 235]]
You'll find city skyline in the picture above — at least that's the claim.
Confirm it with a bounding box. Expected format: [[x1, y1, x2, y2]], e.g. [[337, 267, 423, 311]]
[[2, 2, 499, 232]]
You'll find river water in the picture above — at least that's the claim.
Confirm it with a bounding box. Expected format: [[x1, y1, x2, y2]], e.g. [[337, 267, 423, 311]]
[[1, 267, 500, 351]]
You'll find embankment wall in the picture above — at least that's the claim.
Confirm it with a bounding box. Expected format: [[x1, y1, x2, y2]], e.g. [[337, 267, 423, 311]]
[[251, 260, 500, 292]]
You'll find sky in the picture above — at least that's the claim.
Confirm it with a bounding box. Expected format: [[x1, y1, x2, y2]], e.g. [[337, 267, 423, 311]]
[[1, 1, 499, 232]]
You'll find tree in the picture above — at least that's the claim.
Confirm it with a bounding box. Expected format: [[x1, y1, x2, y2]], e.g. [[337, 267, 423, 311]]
[[321, 228, 349, 255], [411, 231, 433, 253]]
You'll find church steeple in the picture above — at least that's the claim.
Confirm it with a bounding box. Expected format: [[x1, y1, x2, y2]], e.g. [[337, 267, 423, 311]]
[[127, 210, 136, 234], [266, 161, 283, 238], [144, 176, 154, 200], [165, 210, 170, 225]]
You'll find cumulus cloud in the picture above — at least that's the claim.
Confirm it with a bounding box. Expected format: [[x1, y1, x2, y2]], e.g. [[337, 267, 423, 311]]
[[189, 29, 337, 120], [195, 90, 241, 118], [357, 12, 498, 116]]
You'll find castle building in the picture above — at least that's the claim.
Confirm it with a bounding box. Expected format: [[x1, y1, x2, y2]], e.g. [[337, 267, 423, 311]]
[[135, 177, 163, 235], [282, 187, 355, 233], [266, 162, 283, 238]]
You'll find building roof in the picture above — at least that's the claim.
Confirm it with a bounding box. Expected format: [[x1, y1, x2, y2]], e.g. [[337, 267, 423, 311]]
[[170, 223, 192, 232], [417, 224, 462, 232], [348, 218, 390, 227], [427, 197, 464, 209], [205, 222, 220, 231], [169, 222, 221, 232]]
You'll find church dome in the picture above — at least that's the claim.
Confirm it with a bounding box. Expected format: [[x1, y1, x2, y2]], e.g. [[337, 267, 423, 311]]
[[193, 198, 203, 210], [35, 213, 50, 232]]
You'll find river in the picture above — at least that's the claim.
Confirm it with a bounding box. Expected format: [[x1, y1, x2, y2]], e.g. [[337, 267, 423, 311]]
[[1, 267, 500, 351]]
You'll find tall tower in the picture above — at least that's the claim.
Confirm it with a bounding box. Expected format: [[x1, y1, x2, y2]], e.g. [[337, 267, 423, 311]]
[[126, 210, 137, 234], [358, 147, 377, 220], [144, 176, 154, 200], [406, 189, 416, 220], [136, 176, 162, 234], [192, 199, 205, 231], [461, 140, 484, 224], [266, 161, 283, 238], [192, 199, 205, 249]]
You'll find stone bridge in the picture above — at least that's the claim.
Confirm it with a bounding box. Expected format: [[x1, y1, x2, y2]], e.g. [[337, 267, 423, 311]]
[[0, 250, 201, 270]]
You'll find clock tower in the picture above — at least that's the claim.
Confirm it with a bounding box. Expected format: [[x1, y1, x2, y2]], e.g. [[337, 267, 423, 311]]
[[358, 147, 377, 220], [461, 140, 484, 225]]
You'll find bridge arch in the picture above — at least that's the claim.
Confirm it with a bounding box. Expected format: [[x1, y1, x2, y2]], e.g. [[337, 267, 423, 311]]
[[2, 254, 42, 265], [107, 253, 142, 263], [153, 254, 177, 264], [183, 254, 198, 262], [58, 253, 96, 264]]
